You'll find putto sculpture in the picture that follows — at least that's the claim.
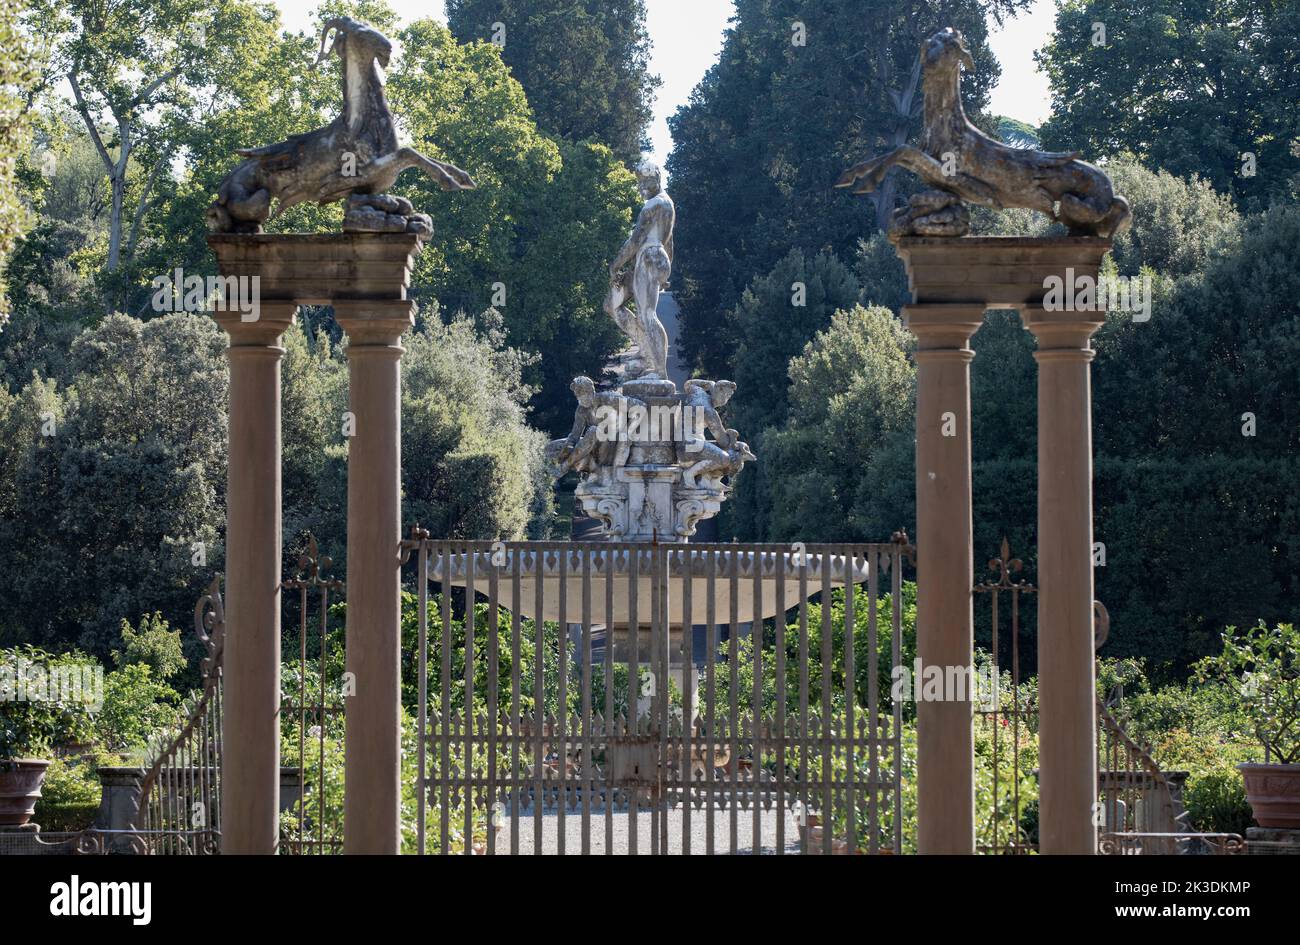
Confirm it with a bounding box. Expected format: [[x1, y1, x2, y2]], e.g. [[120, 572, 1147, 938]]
[[836, 27, 1130, 239], [606, 160, 674, 380], [207, 17, 475, 235]]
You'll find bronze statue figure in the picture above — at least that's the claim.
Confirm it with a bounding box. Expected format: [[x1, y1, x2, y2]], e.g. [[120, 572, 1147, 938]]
[[207, 17, 475, 235], [836, 28, 1130, 238]]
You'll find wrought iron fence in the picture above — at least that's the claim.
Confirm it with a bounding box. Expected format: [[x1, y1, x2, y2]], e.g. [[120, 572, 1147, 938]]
[[128, 576, 225, 854], [974, 538, 1225, 855], [974, 538, 1037, 854], [280, 535, 345, 854], [401, 536, 914, 855]]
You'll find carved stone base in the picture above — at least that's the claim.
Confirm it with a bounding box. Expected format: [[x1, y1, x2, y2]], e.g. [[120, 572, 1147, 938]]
[[574, 466, 728, 542]]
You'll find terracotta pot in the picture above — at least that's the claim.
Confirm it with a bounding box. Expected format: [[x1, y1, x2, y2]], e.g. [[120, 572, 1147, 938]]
[[802, 824, 854, 855], [0, 759, 52, 827], [1239, 763, 1300, 828]]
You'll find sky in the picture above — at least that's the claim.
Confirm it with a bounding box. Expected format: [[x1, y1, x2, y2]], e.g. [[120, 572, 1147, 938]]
[[271, 0, 1057, 164]]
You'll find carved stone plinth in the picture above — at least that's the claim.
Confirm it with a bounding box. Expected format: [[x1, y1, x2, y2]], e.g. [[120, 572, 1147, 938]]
[[208, 232, 423, 306]]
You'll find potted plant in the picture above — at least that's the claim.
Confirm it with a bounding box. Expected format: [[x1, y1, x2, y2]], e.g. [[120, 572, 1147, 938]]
[[0, 711, 53, 826], [1196, 622, 1300, 829], [1, 646, 98, 827]]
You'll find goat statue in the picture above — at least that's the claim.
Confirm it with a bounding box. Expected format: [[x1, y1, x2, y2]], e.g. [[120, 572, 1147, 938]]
[[207, 17, 475, 235], [836, 28, 1129, 239]]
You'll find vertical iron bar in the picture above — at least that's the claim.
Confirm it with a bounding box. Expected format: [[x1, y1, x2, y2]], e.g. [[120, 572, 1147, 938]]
[[706, 548, 716, 854], [728, 547, 739, 854], [558, 547, 568, 855], [628, 546, 640, 856], [604, 547, 615, 854], [510, 552, 522, 855], [821, 554, 833, 855], [581, 547, 593, 855], [487, 555, 499, 855], [534, 547, 545, 853], [751, 548, 763, 853], [798, 554, 809, 854], [417, 540, 428, 855], [775, 548, 787, 855], [464, 545, 476, 855], [891, 542, 903, 853], [681, 548, 693, 855], [439, 543, 451, 855], [991, 576, 1001, 853]]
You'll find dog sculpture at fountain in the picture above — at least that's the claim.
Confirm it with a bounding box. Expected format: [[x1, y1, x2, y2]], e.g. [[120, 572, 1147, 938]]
[[836, 27, 1130, 238], [207, 17, 475, 235]]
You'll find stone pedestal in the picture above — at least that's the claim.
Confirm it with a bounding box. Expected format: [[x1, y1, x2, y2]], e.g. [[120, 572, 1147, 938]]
[[209, 232, 423, 855], [1246, 826, 1300, 854], [892, 236, 1112, 855]]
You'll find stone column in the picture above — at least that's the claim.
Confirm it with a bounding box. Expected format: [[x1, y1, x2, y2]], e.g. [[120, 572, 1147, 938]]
[[214, 304, 295, 855], [335, 299, 413, 855], [1022, 305, 1103, 854], [903, 303, 982, 855]]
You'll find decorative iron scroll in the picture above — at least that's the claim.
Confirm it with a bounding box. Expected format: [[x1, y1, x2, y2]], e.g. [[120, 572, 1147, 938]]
[[129, 575, 226, 853]]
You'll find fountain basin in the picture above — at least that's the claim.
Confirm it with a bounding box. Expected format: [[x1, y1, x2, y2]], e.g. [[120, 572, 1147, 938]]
[[424, 548, 872, 625]]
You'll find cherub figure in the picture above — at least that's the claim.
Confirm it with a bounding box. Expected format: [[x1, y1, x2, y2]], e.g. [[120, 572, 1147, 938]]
[[546, 376, 638, 483], [677, 379, 738, 458]]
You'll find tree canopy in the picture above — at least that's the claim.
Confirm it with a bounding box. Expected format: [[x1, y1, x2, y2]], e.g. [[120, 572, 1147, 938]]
[[1036, 0, 1300, 209], [446, 0, 660, 163]]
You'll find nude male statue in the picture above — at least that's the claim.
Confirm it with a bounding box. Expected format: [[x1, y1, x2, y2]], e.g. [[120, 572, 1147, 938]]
[[607, 160, 674, 379]]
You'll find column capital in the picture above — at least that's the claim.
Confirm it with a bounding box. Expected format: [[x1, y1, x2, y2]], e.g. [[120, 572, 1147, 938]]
[[211, 302, 297, 348], [1019, 305, 1104, 354], [902, 303, 985, 356], [334, 299, 416, 346]]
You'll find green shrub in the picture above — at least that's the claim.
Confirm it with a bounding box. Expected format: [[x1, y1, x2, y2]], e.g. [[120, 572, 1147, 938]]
[[32, 755, 101, 832], [113, 612, 185, 681], [1196, 622, 1300, 763], [94, 663, 180, 755], [1185, 769, 1254, 835]]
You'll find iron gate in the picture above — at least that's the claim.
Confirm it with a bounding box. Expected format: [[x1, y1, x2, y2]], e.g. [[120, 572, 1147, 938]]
[[402, 536, 912, 855]]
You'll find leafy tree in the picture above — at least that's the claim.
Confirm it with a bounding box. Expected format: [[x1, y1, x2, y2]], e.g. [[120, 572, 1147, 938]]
[[0, 313, 227, 658], [0, 0, 39, 326], [666, 0, 1025, 375], [386, 19, 638, 431], [96, 661, 180, 754], [400, 312, 552, 540], [26, 0, 278, 292], [445, 0, 659, 162], [759, 304, 914, 541], [1036, 0, 1300, 208], [1104, 154, 1240, 279], [112, 611, 185, 681], [729, 248, 863, 438]]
